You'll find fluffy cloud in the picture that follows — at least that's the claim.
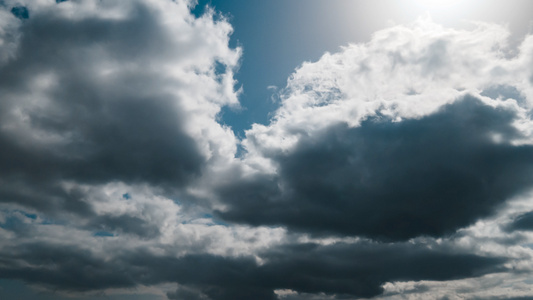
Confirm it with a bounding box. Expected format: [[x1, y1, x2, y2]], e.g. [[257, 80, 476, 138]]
[[218, 97, 533, 241], [0, 0, 267, 297], [216, 18, 533, 242], [0, 0, 240, 217]]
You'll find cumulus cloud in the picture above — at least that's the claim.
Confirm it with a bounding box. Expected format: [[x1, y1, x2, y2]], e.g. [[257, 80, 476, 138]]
[[218, 96, 533, 241], [0, 0, 240, 217], [0, 0, 273, 297], [216, 18, 533, 242]]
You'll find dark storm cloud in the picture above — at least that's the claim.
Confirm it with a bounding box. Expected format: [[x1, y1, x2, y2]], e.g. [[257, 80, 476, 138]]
[[0, 0, 204, 182], [0, 243, 137, 291], [0, 239, 506, 300], [217, 96, 533, 241], [257, 241, 506, 299], [0, 177, 93, 216], [0, 1, 210, 215]]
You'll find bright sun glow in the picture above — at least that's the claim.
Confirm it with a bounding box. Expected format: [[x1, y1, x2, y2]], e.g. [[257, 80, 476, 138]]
[[402, 0, 477, 20], [414, 0, 463, 7]]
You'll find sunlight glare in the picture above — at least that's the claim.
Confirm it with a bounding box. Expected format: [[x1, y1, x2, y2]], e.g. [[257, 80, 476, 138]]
[[400, 0, 478, 22], [414, 0, 463, 7]]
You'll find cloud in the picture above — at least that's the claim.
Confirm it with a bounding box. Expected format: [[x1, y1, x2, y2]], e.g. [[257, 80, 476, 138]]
[[217, 96, 533, 241], [167, 286, 210, 300], [379, 272, 533, 300], [215, 18, 533, 241], [261, 241, 506, 299], [0, 237, 507, 300], [1, 2, 533, 299], [0, 0, 240, 216]]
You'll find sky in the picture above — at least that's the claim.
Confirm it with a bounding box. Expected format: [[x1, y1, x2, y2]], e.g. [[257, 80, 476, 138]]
[[4, 0, 533, 299]]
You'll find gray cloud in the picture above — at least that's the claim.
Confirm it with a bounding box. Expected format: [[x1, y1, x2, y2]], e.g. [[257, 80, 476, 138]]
[[167, 286, 210, 300], [259, 241, 506, 298], [218, 96, 533, 241], [0, 1, 202, 189], [0, 0, 239, 220], [0, 239, 507, 300], [0, 243, 136, 291]]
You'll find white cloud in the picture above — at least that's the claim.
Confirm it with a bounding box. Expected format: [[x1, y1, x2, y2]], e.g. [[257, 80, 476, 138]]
[[243, 17, 533, 157]]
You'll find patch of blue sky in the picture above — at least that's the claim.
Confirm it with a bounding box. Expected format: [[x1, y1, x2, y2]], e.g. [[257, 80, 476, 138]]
[[10, 6, 29, 19], [193, 0, 342, 136], [0, 214, 30, 231], [524, 243, 533, 250], [0, 209, 65, 227], [0, 209, 37, 224], [23, 212, 37, 220]]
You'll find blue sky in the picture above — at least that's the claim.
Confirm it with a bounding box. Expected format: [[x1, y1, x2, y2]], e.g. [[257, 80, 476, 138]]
[[3, 1, 533, 299]]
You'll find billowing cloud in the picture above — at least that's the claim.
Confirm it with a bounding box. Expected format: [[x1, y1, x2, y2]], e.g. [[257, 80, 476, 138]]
[[218, 96, 533, 241], [0, 0, 240, 217], [216, 18, 533, 241]]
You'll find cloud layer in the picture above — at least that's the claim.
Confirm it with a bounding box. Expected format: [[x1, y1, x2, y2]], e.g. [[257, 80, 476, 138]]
[[2, 1, 533, 299]]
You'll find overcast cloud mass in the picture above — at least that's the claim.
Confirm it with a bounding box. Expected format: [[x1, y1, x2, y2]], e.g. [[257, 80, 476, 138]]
[[3, 0, 533, 299]]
